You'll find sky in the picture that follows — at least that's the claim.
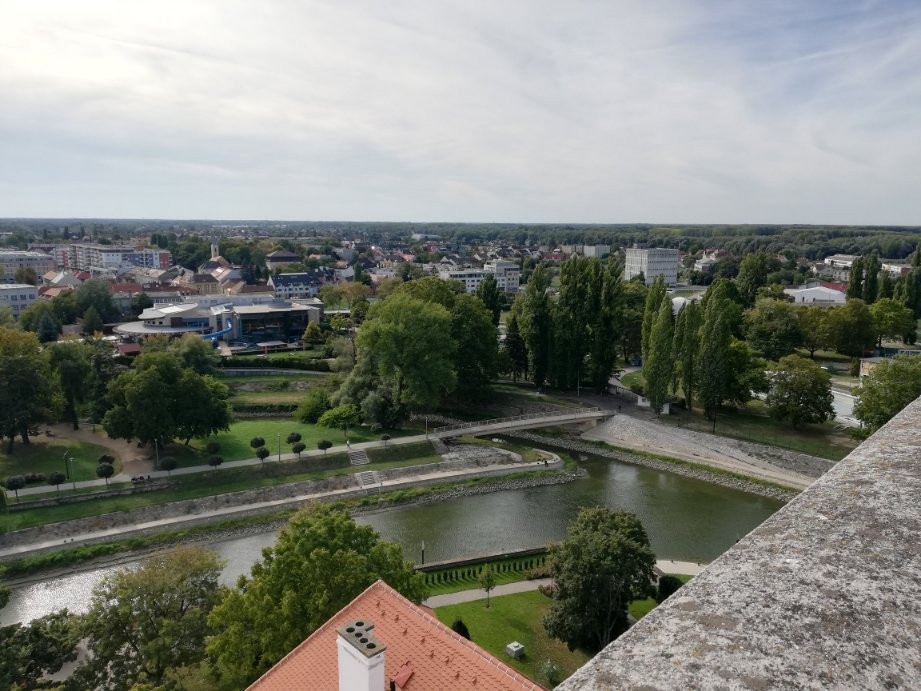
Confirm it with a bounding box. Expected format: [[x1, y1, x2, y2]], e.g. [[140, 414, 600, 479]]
[[1, 0, 920, 224]]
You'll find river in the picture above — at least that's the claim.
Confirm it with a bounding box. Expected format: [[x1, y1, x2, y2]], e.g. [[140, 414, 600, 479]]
[[1, 456, 784, 625]]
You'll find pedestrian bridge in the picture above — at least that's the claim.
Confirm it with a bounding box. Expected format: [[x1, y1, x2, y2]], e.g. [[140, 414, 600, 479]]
[[430, 407, 608, 439]]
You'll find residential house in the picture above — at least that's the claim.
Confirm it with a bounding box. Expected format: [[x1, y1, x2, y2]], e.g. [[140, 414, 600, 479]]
[[0, 284, 39, 318]]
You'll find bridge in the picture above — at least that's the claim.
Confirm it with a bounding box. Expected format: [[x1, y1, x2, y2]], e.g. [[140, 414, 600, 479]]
[[429, 407, 608, 439]]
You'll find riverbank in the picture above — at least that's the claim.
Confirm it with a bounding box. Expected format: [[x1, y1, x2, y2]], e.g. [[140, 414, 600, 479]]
[[0, 466, 585, 585], [511, 430, 799, 501]]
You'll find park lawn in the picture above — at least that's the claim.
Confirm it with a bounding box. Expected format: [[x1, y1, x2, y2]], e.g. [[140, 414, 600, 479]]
[[166, 419, 422, 468], [0, 442, 447, 532], [366, 441, 439, 464], [666, 401, 857, 460], [620, 370, 645, 391], [422, 554, 549, 596], [232, 347, 324, 361], [435, 591, 591, 686], [0, 438, 115, 484], [218, 373, 327, 385]]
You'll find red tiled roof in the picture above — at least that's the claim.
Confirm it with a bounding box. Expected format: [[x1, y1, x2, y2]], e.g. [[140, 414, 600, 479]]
[[248, 580, 544, 691], [117, 343, 142, 356], [111, 282, 143, 293]]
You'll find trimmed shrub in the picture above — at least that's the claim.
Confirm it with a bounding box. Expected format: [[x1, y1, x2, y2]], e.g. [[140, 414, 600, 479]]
[[205, 441, 221, 454], [98, 454, 115, 465], [656, 575, 684, 603], [208, 455, 224, 468]]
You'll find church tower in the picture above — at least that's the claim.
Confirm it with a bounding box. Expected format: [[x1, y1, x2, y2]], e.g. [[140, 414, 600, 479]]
[[210, 235, 220, 259]]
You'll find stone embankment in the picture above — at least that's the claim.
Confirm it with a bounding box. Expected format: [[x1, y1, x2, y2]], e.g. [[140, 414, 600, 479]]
[[509, 431, 797, 501]]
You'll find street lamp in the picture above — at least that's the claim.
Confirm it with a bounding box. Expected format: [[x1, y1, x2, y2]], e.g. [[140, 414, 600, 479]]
[[277, 433, 281, 462], [63, 450, 70, 480]]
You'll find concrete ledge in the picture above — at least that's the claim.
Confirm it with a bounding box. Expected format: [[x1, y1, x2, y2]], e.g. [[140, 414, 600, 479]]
[[560, 396, 921, 690]]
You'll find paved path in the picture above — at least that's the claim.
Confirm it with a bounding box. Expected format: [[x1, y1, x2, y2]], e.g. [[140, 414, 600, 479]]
[[423, 560, 707, 607], [582, 417, 815, 489], [0, 456, 562, 559]]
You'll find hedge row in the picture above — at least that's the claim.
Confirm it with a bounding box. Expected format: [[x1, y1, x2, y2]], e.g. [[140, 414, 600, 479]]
[[421, 554, 548, 586], [222, 357, 331, 371]]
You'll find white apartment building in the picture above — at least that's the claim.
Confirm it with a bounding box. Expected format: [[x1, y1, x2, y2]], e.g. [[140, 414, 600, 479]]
[[625, 248, 679, 286], [582, 244, 611, 258], [53, 243, 171, 273], [0, 283, 39, 318], [819, 254, 859, 282], [440, 260, 520, 294], [0, 250, 56, 283]]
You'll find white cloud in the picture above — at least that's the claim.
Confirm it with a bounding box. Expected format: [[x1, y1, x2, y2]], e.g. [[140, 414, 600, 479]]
[[0, 0, 920, 223]]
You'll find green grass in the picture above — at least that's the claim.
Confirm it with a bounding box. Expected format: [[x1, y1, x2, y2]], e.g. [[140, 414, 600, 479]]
[[435, 591, 591, 686], [232, 348, 324, 361], [664, 401, 857, 461], [165, 419, 422, 468], [230, 390, 306, 405], [620, 370, 645, 391], [366, 441, 439, 464], [0, 438, 114, 484], [422, 554, 549, 596], [218, 373, 327, 384], [456, 436, 547, 463]]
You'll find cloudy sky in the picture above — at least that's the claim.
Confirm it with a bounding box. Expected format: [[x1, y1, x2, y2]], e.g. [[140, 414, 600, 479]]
[[1, 0, 920, 223]]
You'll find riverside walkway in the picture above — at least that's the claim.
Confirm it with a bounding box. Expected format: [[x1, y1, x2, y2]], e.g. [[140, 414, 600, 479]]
[[6, 408, 608, 499]]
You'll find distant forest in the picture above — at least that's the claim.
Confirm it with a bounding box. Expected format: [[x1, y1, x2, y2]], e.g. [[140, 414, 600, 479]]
[[2, 219, 920, 260]]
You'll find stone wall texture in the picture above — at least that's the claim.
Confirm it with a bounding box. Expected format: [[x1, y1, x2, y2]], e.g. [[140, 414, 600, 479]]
[[559, 396, 921, 690]]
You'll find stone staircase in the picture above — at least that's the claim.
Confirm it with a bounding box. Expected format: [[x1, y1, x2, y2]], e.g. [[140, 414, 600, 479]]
[[348, 449, 371, 466], [357, 470, 378, 488]]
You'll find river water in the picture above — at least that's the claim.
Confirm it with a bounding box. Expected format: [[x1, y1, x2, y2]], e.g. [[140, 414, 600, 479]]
[[1, 456, 783, 625]]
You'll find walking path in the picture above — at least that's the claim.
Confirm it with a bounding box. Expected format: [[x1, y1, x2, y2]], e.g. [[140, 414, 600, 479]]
[[0, 456, 561, 559], [423, 560, 707, 607]]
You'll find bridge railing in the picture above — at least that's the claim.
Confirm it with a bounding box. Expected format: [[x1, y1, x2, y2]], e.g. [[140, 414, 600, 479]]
[[431, 406, 602, 435]]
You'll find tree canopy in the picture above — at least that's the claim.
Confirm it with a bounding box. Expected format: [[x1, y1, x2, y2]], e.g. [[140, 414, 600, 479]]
[[206, 505, 426, 687], [0, 328, 52, 452], [854, 355, 921, 431], [766, 355, 835, 428], [544, 507, 656, 653]]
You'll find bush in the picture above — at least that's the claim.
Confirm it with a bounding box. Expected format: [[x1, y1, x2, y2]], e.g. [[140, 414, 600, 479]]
[[205, 441, 221, 454], [48, 471, 67, 488], [286, 432, 302, 445], [23, 472, 47, 484], [160, 457, 178, 475], [656, 575, 684, 603], [98, 454, 116, 465], [255, 447, 271, 462], [525, 565, 552, 580], [208, 455, 224, 468], [4, 475, 26, 497], [295, 388, 330, 424], [291, 442, 306, 458], [96, 463, 114, 485], [226, 356, 330, 371], [317, 439, 332, 454], [542, 659, 562, 687], [249, 437, 265, 449], [451, 617, 471, 640]]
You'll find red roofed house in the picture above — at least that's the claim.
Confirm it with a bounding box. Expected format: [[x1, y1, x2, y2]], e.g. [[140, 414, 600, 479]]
[[248, 580, 544, 691]]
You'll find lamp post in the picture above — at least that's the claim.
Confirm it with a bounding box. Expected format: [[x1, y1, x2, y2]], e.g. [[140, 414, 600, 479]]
[[277, 433, 281, 462], [421, 540, 425, 565], [65, 453, 75, 491], [63, 450, 70, 481]]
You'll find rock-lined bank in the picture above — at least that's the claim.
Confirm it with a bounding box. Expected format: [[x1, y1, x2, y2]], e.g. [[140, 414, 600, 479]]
[[509, 431, 797, 501]]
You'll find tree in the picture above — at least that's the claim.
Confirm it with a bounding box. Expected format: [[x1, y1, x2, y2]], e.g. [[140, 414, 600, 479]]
[[48, 471, 66, 493], [0, 306, 12, 328], [286, 432, 302, 445], [723, 339, 769, 407], [76, 546, 223, 689], [48, 341, 91, 429], [846, 257, 865, 300], [696, 299, 731, 425], [450, 293, 498, 397], [870, 298, 916, 345], [879, 270, 894, 300], [544, 507, 655, 653], [0, 611, 80, 689], [357, 294, 456, 411], [317, 439, 332, 454], [519, 264, 553, 388], [674, 300, 701, 409], [318, 403, 364, 441], [5, 475, 25, 500], [826, 299, 877, 357], [18, 300, 60, 334], [206, 505, 426, 686], [798, 306, 830, 357], [641, 274, 667, 364], [130, 291, 154, 318], [172, 332, 220, 375], [862, 253, 880, 304], [74, 278, 119, 322], [766, 355, 834, 428], [296, 387, 330, 424], [503, 315, 529, 382], [643, 299, 674, 414], [475, 273, 502, 325], [103, 351, 232, 447], [451, 617, 471, 640], [37, 310, 61, 343], [96, 462, 114, 485], [478, 564, 496, 608], [160, 457, 178, 476], [620, 280, 647, 363], [208, 455, 224, 468], [292, 442, 306, 459], [736, 252, 769, 307], [13, 266, 37, 285], [256, 446, 271, 464], [303, 321, 324, 345], [250, 436, 266, 450], [0, 328, 52, 452], [588, 255, 625, 393], [81, 305, 104, 335], [743, 298, 803, 361], [853, 355, 921, 431]]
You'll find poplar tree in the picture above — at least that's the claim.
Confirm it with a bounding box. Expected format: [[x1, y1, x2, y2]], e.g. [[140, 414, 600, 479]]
[[696, 298, 731, 427], [641, 274, 667, 365], [520, 264, 553, 389], [846, 257, 865, 300], [675, 301, 701, 409], [862, 253, 880, 305], [644, 300, 674, 414], [589, 256, 624, 393]]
